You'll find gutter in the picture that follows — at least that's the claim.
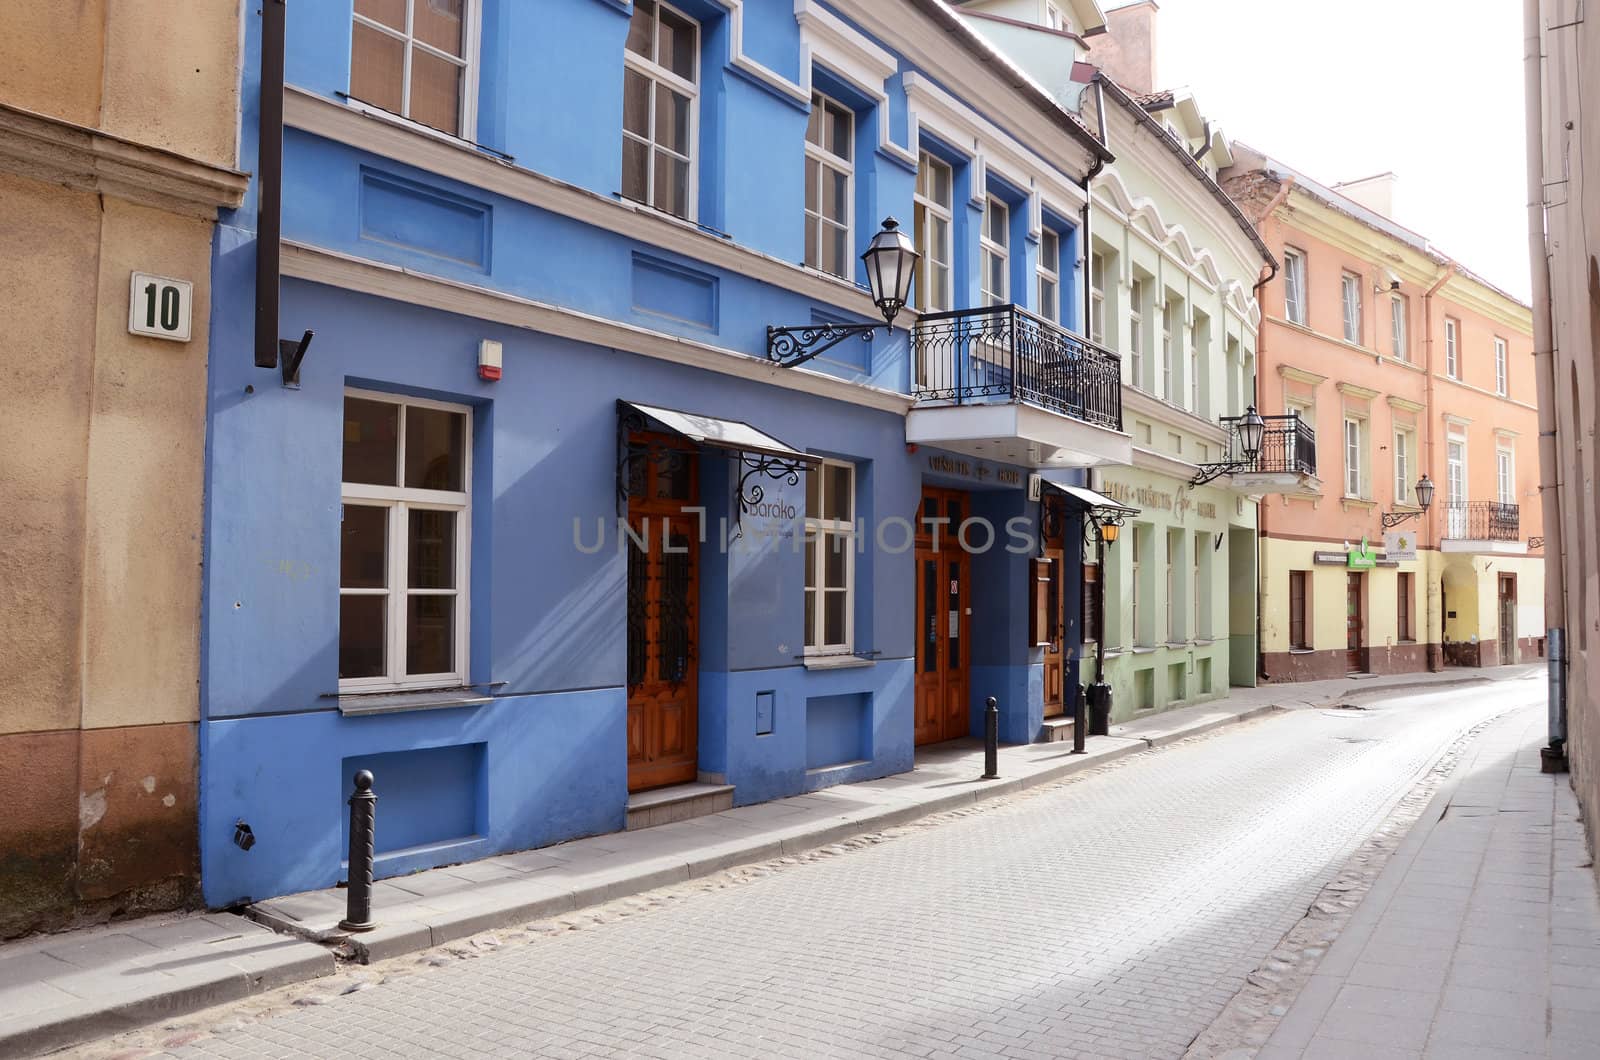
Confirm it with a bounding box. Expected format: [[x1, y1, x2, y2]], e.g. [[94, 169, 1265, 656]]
[[1421, 261, 1456, 673], [1081, 78, 1109, 341], [1523, 0, 1567, 768], [1248, 175, 1293, 682]]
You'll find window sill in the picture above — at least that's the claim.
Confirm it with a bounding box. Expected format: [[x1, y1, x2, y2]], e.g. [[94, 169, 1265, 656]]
[[1288, 648, 1316, 655], [1130, 645, 1159, 655], [802, 654, 876, 671], [335, 687, 493, 717], [339, 94, 510, 162]]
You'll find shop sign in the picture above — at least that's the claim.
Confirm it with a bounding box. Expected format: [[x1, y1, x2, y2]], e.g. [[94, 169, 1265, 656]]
[[926, 454, 1022, 487], [1384, 530, 1417, 562], [1347, 537, 1378, 570], [1102, 480, 1216, 521]]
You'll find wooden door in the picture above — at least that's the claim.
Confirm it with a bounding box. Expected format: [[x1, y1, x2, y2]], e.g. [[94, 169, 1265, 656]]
[[915, 487, 972, 746], [1346, 572, 1364, 673], [1498, 574, 1517, 664], [1040, 548, 1066, 717], [626, 433, 699, 793]]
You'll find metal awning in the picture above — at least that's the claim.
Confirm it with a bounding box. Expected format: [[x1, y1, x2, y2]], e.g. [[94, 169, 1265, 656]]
[[616, 401, 820, 521], [1041, 480, 1138, 517]]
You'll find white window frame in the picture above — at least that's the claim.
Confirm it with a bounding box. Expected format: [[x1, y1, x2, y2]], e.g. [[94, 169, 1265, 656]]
[[1188, 333, 1200, 412], [1341, 271, 1362, 344], [1447, 434, 1468, 537], [1166, 532, 1181, 643], [804, 89, 855, 280], [1038, 229, 1061, 323], [1192, 532, 1203, 641], [1045, 2, 1066, 31], [1161, 300, 1174, 400], [1344, 416, 1363, 499], [1284, 248, 1307, 325], [981, 196, 1010, 306], [1497, 446, 1515, 505], [1088, 250, 1105, 343], [622, 0, 701, 221], [1394, 428, 1413, 505], [1129, 278, 1144, 388], [340, 389, 472, 692], [1444, 317, 1459, 379], [350, 0, 481, 139], [1391, 294, 1407, 361], [1131, 526, 1144, 646], [1495, 337, 1508, 396], [913, 151, 953, 312], [804, 459, 856, 654]]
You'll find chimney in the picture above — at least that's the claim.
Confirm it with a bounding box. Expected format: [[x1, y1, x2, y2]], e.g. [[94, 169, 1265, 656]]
[[1091, 1, 1159, 96], [1332, 173, 1398, 219]]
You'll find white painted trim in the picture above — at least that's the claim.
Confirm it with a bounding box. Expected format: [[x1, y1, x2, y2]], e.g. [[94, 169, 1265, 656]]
[[281, 240, 914, 416], [283, 87, 895, 325], [699, 0, 809, 105], [794, 0, 918, 168]]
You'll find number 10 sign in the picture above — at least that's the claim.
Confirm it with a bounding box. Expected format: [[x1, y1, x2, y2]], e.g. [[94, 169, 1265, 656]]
[[128, 272, 193, 342]]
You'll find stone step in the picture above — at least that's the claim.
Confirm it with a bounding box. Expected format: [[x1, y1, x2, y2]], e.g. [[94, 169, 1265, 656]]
[[625, 781, 734, 830], [1040, 717, 1077, 743]]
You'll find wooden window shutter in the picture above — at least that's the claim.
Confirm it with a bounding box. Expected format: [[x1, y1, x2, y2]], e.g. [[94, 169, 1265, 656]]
[[1031, 557, 1053, 646]]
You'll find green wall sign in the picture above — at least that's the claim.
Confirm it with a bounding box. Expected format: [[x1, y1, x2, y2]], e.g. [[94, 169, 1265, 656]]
[[1347, 537, 1377, 571]]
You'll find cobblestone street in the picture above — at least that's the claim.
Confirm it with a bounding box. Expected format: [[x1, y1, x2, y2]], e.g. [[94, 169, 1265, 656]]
[[139, 679, 1539, 1059]]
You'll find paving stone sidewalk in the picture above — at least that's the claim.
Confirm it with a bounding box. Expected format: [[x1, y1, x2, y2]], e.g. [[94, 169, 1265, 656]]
[[1261, 705, 1600, 1060], [0, 666, 1524, 1058]]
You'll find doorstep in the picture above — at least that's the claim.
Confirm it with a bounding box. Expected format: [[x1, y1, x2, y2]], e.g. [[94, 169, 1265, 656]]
[[1039, 716, 1076, 743], [625, 782, 734, 831]]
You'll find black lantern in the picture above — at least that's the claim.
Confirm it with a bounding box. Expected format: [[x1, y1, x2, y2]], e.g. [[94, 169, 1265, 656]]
[[1236, 406, 1267, 462], [767, 219, 921, 369], [860, 217, 919, 328], [1414, 474, 1435, 510]]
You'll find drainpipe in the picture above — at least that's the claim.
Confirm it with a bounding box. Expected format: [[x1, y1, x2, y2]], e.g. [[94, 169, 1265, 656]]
[[1080, 78, 1109, 340], [1523, 0, 1568, 768], [1421, 261, 1457, 672], [1249, 176, 1293, 680]]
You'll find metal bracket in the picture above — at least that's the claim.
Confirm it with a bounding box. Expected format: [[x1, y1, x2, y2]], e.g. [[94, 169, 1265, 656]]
[[1530, 536, 1546, 551], [280, 330, 314, 388], [1188, 461, 1243, 488], [766, 322, 879, 369], [1381, 509, 1424, 529]]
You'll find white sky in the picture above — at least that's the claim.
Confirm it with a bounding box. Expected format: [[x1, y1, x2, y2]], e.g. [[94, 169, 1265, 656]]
[[1151, 0, 1531, 301]]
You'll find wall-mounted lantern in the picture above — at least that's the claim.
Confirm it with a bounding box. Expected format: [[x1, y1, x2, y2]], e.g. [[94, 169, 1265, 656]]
[[767, 218, 920, 369], [1382, 474, 1435, 528]]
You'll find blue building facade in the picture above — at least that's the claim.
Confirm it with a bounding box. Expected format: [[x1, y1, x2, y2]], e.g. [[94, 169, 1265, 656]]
[[201, 0, 1130, 906]]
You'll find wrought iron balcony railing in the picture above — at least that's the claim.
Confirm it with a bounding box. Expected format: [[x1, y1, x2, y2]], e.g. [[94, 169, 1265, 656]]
[[1442, 501, 1520, 541], [1224, 412, 1317, 477], [912, 304, 1123, 432]]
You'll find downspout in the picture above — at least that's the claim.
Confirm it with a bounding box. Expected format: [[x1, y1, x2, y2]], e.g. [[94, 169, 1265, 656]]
[[1524, 0, 1568, 768], [1249, 176, 1293, 680], [1081, 77, 1108, 342], [1421, 261, 1456, 672]]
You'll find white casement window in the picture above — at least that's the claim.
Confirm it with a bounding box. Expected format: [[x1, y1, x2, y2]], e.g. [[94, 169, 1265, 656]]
[[805, 91, 854, 279], [1445, 317, 1460, 378], [1391, 294, 1408, 361], [1344, 416, 1363, 498], [1088, 251, 1105, 343], [623, 0, 700, 219], [1447, 436, 1467, 536], [1495, 337, 1508, 396], [1394, 429, 1412, 504], [1284, 248, 1307, 325], [914, 151, 953, 312], [350, 0, 479, 138], [804, 459, 855, 653], [340, 392, 471, 690], [1192, 533, 1203, 641], [1038, 229, 1061, 323], [1166, 533, 1181, 643], [1129, 279, 1145, 387], [1341, 272, 1362, 344], [1161, 300, 1174, 400], [1131, 525, 1144, 645], [1188, 338, 1200, 412], [1497, 447, 1515, 505], [1046, 3, 1066, 31], [981, 197, 1010, 306]]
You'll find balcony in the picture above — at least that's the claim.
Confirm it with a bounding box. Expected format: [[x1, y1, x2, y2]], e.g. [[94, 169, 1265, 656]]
[[1442, 501, 1524, 553], [1224, 412, 1319, 494], [907, 304, 1131, 469]]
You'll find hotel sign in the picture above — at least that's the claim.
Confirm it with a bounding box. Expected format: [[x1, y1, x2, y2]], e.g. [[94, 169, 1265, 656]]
[[1102, 481, 1217, 521], [926, 455, 1023, 487]]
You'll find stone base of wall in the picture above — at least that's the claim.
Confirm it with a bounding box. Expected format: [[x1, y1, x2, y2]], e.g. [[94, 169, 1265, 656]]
[[1519, 636, 1546, 662], [1260, 643, 1439, 683], [0, 722, 198, 939]]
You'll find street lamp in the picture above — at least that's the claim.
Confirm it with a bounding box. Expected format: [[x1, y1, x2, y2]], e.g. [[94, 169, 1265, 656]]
[[1189, 406, 1268, 486], [1084, 506, 1131, 739], [767, 218, 921, 368], [1382, 474, 1435, 528]]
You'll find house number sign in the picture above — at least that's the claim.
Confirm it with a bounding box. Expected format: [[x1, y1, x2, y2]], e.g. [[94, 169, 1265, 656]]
[[128, 272, 193, 342]]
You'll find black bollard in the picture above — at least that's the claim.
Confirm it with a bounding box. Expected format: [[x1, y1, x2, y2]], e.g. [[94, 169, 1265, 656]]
[[1072, 684, 1087, 755], [982, 696, 999, 779], [339, 770, 378, 933]]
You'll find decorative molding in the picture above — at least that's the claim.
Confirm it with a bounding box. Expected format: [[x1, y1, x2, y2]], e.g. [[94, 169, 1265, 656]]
[[283, 87, 895, 324], [280, 240, 915, 416], [1385, 395, 1425, 412], [0, 102, 247, 218], [711, 0, 811, 108], [1123, 386, 1229, 445], [794, 0, 917, 169], [1277, 364, 1329, 386], [1336, 381, 1381, 401]]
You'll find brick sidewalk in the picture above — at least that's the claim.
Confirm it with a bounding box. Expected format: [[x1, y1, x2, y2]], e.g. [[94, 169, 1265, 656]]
[[1262, 706, 1600, 1059]]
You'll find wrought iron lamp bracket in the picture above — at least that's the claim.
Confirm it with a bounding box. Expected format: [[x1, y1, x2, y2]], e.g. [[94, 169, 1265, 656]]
[[735, 453, 807, 523], [1188, 461, 1240, 488], [1381, 509, 1424, 529], [766, 323, 881, 369], [1529, 536, 1545, 551]]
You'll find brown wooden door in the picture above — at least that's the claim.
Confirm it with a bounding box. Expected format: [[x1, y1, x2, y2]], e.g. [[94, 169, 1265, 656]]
[[1346, 572, 1364, 673], [626, 433, 699, 793], [1498, 574, 1517, 664], [915, 487, 971, 746]]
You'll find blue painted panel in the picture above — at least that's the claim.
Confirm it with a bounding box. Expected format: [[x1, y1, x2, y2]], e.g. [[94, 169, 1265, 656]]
[[360, 169, 491, 269], [805, 693, 870, 769], [755, 690, 775, 736], [632, 252, 718, 330], [342, 743, 485, 857]]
